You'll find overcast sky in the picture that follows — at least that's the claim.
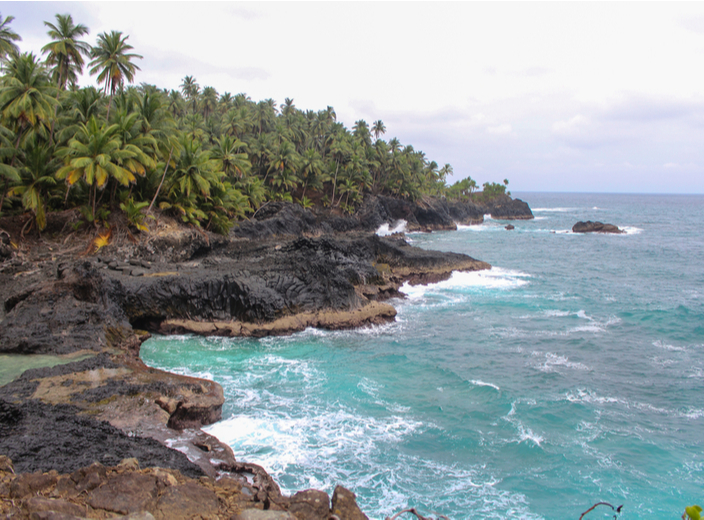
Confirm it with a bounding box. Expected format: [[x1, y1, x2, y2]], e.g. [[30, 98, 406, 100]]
[[5, 2, 704, 193]]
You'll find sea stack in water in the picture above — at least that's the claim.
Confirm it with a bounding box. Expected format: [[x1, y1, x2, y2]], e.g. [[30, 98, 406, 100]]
[[572, 221, 624, 234]]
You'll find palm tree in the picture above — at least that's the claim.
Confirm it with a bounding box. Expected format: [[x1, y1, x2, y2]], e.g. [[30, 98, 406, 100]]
[[88, 31, 142, 119], [0, 52, 57, 146], [327, 131, 350, 206], [56, 116, 138, 215], [211, 134, 250, 179], [56, 86, 102, 144], [0, 13, 21, 65], [353, 120, 371, 148], [218, 92, 233, 114], [201, 86, 218, 120], [169, 136, 222, 199], [0, 123, 20, 212], [265, 140, 298, 187], [180, 75, 199, 114], [298, 148, 323, 199], [372, 119, 386, 140], [10, 138, 59, 231], [223, 106, 251, 138], [42, 14, 90, 91], [167, 89, 185, 118]]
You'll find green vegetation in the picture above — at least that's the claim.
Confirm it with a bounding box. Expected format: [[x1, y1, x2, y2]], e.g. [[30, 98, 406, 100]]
[[685, 504, 703, 520], [0, 12, 508, 235]]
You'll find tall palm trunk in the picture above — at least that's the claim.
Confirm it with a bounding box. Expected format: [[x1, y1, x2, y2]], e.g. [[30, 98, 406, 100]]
[[331, 159, 340, 207], [148, 146, 174, 214]]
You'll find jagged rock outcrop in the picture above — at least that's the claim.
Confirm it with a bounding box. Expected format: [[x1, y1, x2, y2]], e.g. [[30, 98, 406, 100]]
[[572, 221, 624, 234], [231, 194, 533, 239], [0, 456, 367, 519]]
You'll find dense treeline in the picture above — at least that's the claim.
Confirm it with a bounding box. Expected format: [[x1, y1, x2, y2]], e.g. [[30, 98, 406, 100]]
[[0, 13, 506, 235]]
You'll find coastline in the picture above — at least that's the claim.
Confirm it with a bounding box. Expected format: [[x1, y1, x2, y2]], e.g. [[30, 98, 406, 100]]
[[0, 195, 531, 518]]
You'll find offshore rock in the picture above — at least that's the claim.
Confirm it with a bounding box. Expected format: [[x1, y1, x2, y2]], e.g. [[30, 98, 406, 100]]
[[572, 221, 624, 234]]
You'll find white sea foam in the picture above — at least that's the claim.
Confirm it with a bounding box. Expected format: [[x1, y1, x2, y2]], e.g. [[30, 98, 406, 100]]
[[543, 309, 572, 317], [204, 408, 423, 495], [471, 379, 501, 391], [621, 226, 643, 235], [533, 351, 590, 372], [565, 389, 704, 420], [400, 267, 531, 300], [532, 207, 574, 212], [653, 340, 686, 352], [456, 222, 494, 232], [516, 424, 544, 447], [376, 219, 407, 236]]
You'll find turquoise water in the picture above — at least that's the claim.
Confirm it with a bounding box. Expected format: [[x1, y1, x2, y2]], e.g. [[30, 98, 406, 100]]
[[141, 193, 704, 519]]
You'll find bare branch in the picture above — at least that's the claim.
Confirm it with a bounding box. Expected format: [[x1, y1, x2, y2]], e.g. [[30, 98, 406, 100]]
[[579, 501, 623, 520]]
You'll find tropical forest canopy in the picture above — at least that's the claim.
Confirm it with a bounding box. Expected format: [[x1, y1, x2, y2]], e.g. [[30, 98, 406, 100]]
[[0, 12, 507, 235]]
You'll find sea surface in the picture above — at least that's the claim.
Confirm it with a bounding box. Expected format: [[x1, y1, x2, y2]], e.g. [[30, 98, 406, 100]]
[[141, 193, 704, 519]]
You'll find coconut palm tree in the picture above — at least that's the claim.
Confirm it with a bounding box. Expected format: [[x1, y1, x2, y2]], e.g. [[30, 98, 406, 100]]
[[265, 139, 298, 187], [218, 92, 234, 115], [353, 119, 371, 148], [201, 86, 218, 120], [167, 89, 185, 118], [180, 75, 199, 114], [211, 134, 250, 179], [56, 116, 138, 215], [42, 14, 90, 91], [372, 120, 386, 140], [0, 13, 21, 65], [0, 52, 57, 146], [0, 123, 20, 212], [298, 148, 323, 199], [169, 136, 222, 199], [56, 86, 102, 144], [9, 138, 59, 231], [88, 31, 142, 119]]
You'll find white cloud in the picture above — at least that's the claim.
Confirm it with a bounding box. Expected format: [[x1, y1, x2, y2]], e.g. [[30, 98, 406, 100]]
[[552, 115, 590, 135], [486, 124, 513, 135]]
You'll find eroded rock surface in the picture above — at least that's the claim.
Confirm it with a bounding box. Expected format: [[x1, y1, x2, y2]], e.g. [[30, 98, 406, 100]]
[[0, 457, 362, 520]]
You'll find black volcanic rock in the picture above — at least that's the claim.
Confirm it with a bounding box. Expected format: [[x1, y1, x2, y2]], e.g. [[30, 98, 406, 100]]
[[0, 398, 203, 478], [572, 221, 624, 234]]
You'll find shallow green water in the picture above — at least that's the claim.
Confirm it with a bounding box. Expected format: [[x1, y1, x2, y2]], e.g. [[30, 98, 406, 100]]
[[0, 353, 95, 386], [142, 193, 704, 519]]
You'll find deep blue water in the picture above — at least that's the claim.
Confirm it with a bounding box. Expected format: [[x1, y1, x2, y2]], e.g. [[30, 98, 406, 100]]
[[142, 193, 704, 519]]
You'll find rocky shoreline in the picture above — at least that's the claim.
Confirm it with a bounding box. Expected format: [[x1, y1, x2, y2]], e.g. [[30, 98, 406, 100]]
[[0, 195, 532, 519]]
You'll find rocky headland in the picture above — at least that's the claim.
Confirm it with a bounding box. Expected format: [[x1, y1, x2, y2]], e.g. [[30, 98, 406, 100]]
[[0, 195, 532, 519]]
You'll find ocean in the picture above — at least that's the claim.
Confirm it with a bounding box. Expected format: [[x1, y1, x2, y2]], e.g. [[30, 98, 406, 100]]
[[141, 192, 704, 519]]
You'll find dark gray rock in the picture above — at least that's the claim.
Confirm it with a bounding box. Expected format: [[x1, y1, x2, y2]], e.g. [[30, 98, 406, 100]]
[[572, 221, 624, 234], [0, 398, 203, 478]]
